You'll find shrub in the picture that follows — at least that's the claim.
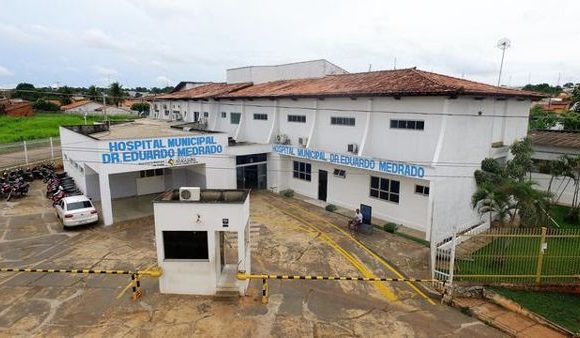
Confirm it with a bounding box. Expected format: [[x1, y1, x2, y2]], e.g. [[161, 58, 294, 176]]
[[280, 189, 294, 198], [325, 204, 337, 212], [383, 222, 398, 233], [32, 99, 60, 112]]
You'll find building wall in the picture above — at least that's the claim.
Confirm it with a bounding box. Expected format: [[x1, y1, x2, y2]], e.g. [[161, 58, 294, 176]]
[[63, 102, 103, 114], [154, 196, 250, 295], [227, 59, 348, 84], [4, 102, 33, 116]]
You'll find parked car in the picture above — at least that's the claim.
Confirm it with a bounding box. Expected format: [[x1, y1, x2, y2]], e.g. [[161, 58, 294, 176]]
[[54, 195, 98, 228]]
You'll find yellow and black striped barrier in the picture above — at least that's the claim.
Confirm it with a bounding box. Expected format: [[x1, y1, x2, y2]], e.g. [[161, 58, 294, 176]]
[[237, 273, 435, 282], [237, 273, 436, 304], [1, 266, 162, 300]]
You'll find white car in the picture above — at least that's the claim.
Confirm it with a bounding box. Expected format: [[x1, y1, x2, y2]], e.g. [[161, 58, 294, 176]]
[[55, 195, 99, 228]]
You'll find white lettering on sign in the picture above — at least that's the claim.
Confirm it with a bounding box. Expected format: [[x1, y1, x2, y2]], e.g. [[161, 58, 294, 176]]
[[272, 144, 425, 178], [101, 136, 224, 166]]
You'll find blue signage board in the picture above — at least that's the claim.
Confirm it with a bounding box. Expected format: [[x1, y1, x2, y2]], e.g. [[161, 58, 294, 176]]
[[101, 136, 224, 166], [272, 144, 425, 178]]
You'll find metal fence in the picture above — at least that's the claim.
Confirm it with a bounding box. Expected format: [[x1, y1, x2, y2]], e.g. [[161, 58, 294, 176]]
[[0, 137, 61, 170], [434, 226, 580, 286]]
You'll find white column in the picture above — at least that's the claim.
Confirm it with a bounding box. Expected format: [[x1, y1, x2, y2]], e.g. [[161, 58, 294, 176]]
[[99, 173, 114, 226]]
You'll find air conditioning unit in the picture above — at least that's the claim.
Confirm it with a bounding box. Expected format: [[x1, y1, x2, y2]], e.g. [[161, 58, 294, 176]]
[[179, 187, 201, 201], [276, 134, 290, 145], [298, 137, 308, 147], [348, 143, 358, 153]]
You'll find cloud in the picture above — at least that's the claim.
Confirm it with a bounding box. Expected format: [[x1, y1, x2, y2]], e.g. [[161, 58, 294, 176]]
[[94, 66, 119, 77], [81, 29, 124, 51], [0, 65, 14, 77], [0, 23, 35, 43], [155, 75, 172, 86]]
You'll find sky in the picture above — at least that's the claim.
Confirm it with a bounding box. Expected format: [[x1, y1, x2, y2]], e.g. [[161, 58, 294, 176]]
[[0, 0, 578, 89]]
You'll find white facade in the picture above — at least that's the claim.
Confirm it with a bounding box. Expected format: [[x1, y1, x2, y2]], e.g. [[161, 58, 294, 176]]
[[153, 190, 250, 295], [151, 94, 533, 243], [227, 59, 348, 84]]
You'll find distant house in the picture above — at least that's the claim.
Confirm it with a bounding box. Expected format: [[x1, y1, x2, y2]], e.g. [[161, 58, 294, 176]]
[[537, 98, 571, 113], [0, 99, 33, 116], [61, 100, 104, 113], [529, 130, 580, 206], [95, 106, 137, 116], [61, 100, 137, 116]]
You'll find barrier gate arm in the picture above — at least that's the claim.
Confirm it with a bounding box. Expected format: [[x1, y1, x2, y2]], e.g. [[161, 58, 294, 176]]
[[1, 266, 163, 301], [237, 273, 437, 304]]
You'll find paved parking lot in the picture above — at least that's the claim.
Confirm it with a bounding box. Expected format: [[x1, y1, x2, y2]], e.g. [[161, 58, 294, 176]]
[[0, 181, 504, 337]]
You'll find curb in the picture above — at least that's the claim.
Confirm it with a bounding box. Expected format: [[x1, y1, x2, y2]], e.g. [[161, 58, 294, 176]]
[[483, 289, 576, 337]]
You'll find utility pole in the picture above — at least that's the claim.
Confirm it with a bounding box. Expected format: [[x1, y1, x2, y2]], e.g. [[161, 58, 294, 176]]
[[102, 92, 107, 122], [496, 38, 511, 87]]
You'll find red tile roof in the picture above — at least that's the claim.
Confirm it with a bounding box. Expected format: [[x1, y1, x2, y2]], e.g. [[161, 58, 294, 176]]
[[530, 130, 580, 149], [155, 82, 252, 100], [218, 68, 545, 100], [60, 100, 99, 111]]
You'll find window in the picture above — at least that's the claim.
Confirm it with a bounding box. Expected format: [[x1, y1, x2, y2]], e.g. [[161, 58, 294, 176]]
[[66, 200, 93, 211], [140, 169, 163, 178], [253, 113, 268, 120], [390, 119, 425, 130], [331, 117, 356, 126], [221, 112, 227, 118], [164, 110, 169, 116], [163, 231, 209, 260], [203, 111, 209, 117], [293, 161, 311, 181], [333, 168, 346, 178], [415, 184, 430, 196], [230, 112, 241, 124], [288, 115, 306, 123], [370, 176, 400, 203]]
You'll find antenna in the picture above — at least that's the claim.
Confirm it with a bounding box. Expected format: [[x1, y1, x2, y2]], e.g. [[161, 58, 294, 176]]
[[393, 57, 397, 70], [368, 64, 372, 72], [496, 38, 511, 87]]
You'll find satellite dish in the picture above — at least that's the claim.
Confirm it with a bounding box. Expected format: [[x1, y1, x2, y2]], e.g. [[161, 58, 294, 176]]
[[497, 38, 511, 50]]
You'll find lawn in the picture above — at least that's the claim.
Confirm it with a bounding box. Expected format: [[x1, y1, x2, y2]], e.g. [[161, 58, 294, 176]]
[[550, 205, 580, 229], [489, 287, 580, 335], [0, 111, 134, 144]]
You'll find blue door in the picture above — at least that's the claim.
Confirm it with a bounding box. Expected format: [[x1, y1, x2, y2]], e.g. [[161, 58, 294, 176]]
[[360, 204, 372, 224]]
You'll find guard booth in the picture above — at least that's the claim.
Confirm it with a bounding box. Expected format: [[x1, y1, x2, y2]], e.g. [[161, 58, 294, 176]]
[[153, 187, 251, 296]]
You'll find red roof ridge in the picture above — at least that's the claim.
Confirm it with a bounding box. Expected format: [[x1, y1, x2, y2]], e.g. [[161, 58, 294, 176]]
[[409, 68, 461, 92]]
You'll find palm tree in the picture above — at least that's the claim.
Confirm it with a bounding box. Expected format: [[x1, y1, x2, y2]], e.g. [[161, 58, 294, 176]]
[[472, 183, 511, 226], [108, 82, 126, 107]]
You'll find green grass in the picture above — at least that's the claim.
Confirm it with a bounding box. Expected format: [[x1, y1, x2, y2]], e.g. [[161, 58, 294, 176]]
[[0, 111, 134, 144], [489, 287, 580, 334], [456, 234, 580, 283], [550, 205, 580, 229]]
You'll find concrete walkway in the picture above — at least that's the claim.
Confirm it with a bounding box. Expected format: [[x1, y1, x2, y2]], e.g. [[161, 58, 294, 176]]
[[453, 298, 567, 338]]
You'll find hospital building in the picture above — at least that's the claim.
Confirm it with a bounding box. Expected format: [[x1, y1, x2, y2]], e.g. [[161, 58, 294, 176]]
[[60, 60, 543, 243]]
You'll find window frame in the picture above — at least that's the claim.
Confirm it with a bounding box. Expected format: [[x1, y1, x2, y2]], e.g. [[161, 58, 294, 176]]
[[253, 113, 268, 120], [162, 231, 209, 261], [415, 184, 430, 196], [369, 176, 400, 204], [221, 112, 227, 118], [390, 119, 425, 130], [230, 112, 241, 124], [288, 114, 306, 123], [331, 116, 356, 126], [333, 168, 346, 178], [292, 161, 312, 181]]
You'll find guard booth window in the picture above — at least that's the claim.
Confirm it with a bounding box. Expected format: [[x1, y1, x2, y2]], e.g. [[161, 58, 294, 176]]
[[163, 231, 209, 260]]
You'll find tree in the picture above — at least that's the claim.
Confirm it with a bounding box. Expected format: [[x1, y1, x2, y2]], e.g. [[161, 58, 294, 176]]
[[563, 82, 575, 89], [472, 137, 553, 227], [12, 83, 39, 102], [472, 183, 511, 226], [108, 82, 127, 107], [505, 137, 534, 182], [529, 105, 558, 130], [57, 86, 73, 105], [131, 102, 150, 113], [87, 85, 99, 101], [522, 83, 562, 96], [571, 85, 580, 112], [32, 99, 60, 112]]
